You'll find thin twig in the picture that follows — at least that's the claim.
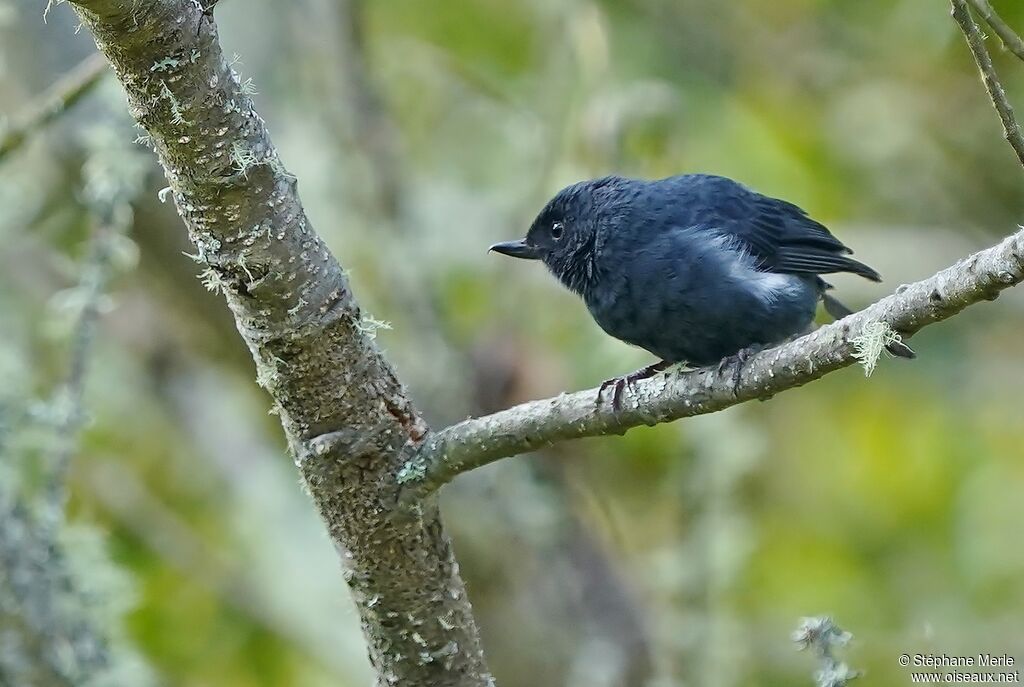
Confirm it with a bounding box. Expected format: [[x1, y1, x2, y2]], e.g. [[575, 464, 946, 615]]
[[396, 229, 1024, 508], [43, 226, 112, 516], [1, 228, 121, 687], [951, 0, 1024, 167], [967, 0, 1024, 63], [0, 53, 108, 163]]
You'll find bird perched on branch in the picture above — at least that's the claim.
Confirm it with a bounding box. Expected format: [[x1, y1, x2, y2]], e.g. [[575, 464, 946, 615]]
[[491, 174, 913, 408]]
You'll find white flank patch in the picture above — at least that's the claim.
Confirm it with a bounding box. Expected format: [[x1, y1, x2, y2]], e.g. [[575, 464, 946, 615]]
[[710, 233, 798, 306]]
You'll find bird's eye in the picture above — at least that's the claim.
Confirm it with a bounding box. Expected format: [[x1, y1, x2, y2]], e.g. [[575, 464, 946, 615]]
[[551, 222, 564, 240]]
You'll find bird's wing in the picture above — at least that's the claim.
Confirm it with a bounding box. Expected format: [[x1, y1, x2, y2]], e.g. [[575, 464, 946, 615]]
[[679, 177, 881, 282]]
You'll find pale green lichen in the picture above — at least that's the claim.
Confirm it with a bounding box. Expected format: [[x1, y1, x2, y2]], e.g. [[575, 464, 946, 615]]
[[199, 267, 225, 294], [238, 77, 258, 96], [356, 315, 393, 340], [396, 456, 427, 485], [149, 57, 180, 73], [793, 616, 860, 687], [159, 82, 188, 125], [230, 141, 261, 177], [42, 0, 64, 23], [254, 355, 288, 390], [286, 297, 309, 317], [851, 321, 903, 377], [255, 366, 277, 390], [236, 252, 256, 283]]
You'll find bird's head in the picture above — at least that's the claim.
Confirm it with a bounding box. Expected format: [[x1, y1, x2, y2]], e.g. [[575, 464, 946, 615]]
[[490, 176, 630, 294]]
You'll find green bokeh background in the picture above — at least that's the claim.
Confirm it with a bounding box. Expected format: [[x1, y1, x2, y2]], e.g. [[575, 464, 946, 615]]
[[1, 0, 1023, 685]]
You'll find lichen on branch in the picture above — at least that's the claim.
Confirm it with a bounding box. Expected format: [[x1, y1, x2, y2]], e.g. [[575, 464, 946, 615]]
[[396, 230, 1024, 509]]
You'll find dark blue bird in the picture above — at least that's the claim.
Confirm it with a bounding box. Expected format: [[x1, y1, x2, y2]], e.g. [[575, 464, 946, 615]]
[[491, 174, 913, 406]]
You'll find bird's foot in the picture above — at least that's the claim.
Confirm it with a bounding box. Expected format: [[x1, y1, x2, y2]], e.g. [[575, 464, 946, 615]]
[[715, 345, 764, 396], [597, 360, 671, 411]]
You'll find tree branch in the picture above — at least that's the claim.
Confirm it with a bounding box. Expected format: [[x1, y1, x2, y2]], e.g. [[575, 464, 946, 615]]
[[966, 0, 1024, 63], [397, 229, 1024, 507], [64, 1, 491, 684], [952, 0, 1024, 167], [0, 52, 108, 162]]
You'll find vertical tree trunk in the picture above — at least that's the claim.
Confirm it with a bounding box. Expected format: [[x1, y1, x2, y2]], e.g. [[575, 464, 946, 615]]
[[66, 1, 492, 684]]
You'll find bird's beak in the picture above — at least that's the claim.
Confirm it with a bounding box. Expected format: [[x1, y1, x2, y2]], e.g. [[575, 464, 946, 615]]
[[489, 238, 543, 260]]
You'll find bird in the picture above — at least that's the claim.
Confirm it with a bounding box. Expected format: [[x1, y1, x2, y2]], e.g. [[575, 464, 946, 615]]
[[490, 174, 914, 408]]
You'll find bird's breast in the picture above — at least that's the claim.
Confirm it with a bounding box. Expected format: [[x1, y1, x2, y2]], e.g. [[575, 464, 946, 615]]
[[576, 233, 819, 364]]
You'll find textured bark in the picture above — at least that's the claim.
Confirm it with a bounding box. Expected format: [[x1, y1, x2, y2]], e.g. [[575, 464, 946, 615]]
[[397, 230, 1024, 506], [966, 0, 1024, 64], [952, 0, 1024, 167], [66, 1, 491, 684]]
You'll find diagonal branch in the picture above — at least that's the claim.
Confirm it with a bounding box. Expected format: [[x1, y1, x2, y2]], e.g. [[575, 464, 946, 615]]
[[966, 0, 1024, 63], [396, 229, 1024, 507], [0, 52, 108, 163], [394, 3, 1024, 511], [952, 0, 1024, 167]]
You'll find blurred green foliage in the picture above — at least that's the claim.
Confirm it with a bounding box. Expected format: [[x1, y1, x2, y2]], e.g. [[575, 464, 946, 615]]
[[1, 0, 1023, 685]]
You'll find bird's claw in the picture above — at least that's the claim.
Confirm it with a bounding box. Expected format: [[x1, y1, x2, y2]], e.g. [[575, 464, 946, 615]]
[[597, 361, 671, 411], [716, 345, 762, 396], [597, 377, 629, 411]]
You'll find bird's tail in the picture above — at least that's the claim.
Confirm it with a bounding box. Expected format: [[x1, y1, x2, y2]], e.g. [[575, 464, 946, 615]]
[[821, 291, 916, 359]]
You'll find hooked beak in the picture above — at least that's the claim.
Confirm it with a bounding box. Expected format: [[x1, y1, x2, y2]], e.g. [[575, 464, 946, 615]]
[[489, 238, 543, 260]]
